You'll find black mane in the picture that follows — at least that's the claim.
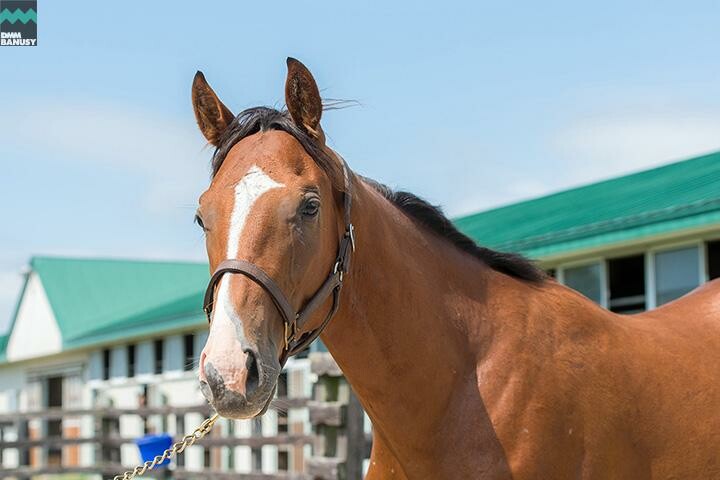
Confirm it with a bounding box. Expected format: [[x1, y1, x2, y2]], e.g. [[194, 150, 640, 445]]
[[213, 107, 545, 283], [364, 178, 545, 282]]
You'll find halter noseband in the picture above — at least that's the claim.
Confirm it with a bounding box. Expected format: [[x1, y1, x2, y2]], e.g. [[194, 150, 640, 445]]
[[202, 160, 355, 365]]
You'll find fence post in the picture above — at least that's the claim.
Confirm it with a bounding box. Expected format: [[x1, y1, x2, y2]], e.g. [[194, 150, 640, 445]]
[[17, 419, 30, 480], [344, 391, 365, 479], [306, 352, 366, 480]]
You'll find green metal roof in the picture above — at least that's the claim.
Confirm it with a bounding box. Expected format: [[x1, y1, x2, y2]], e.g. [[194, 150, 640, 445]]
[[454, 151, 720, 259], [27, 257, 208, 351], [0, 334, 8, 362]]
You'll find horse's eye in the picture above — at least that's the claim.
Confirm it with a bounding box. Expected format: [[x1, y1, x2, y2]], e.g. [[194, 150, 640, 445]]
[[194, 214, 206, 230], [302, 198, 320, 217]]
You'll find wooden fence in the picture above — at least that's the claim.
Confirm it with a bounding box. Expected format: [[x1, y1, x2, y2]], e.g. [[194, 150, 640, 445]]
[[0, 353, 370, 480]]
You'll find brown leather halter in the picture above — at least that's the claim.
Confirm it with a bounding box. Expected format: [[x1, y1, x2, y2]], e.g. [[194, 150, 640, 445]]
[[202, 160, 355, 365]]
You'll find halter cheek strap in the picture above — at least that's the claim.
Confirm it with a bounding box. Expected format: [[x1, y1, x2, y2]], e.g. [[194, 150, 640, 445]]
[[202, 159, 355, 365]]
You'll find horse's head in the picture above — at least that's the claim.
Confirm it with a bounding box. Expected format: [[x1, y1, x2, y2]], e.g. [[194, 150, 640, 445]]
[[192, 59, 349, 418]]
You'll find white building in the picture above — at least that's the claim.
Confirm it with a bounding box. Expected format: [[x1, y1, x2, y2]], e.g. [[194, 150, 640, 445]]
[[0, 256, 315, 476]]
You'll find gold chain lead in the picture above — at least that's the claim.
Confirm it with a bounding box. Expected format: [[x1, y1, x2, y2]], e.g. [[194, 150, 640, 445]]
[[113, 413, 219, 480]]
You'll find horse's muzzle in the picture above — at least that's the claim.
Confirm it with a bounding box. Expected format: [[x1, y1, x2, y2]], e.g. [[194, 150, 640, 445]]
[[199, 349, 277, 418]]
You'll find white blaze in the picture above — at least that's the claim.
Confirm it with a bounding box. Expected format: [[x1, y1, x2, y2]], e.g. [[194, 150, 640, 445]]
[[213, 165, 284, 329]]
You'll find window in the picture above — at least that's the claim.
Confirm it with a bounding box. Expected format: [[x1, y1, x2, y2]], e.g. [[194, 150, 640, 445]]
[[227, 446, 235, 470], [183, 334, 194, 371], [18, 421, 30, 465], [154, 339, 164, 375], [277, 450, 289, 471], [707, 240, 720, 280], [140, 385, 150, 434], [563, 263, 603, 304], [102, 349, 111, 381], [46, 376, 63, 464], [277, 372, 288, 397], [607, 255, 645, 313], [252, 448, 263, 471], [176, 415, 186, 467], [278, 410, 288, 434], [655, 246, 700, 306], [251, 417, 263, 436], [101, 416, 121, 464], [203, 447, 211, 468], [127, 344, 136, 377], [277, 373, 289, 433]]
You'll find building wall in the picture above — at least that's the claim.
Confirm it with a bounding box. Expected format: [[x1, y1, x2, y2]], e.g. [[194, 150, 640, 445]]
[[0, 351, 90, 468], [87, 329, 209, 469], [0, 325, 315, 473], [6, 273, 62, 362]]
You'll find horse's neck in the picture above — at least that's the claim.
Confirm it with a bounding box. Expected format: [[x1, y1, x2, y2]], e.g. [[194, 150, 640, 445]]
[[320, 179, 543, 442]]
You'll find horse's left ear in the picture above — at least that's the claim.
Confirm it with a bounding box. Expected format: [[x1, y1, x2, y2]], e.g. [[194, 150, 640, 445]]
[[192, 71, 235, 146], [285, 57, 323, 140]]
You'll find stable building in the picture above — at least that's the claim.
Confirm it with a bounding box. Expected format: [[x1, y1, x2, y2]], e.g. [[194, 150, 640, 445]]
[[0, 257, 314, 475], [456, 150, 720, 312]]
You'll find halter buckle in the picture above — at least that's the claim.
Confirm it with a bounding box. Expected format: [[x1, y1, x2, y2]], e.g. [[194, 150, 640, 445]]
[[348, 224, 356, 252], [283, 314, 300, 352], [333, 261, 345, 282]]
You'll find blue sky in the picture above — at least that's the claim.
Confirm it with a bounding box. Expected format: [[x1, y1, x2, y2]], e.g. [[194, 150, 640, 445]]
[[1, 1, 720, 330]]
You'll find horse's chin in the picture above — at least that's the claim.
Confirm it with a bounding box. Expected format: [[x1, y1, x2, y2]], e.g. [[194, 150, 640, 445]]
[[201, 380, 277, 420]]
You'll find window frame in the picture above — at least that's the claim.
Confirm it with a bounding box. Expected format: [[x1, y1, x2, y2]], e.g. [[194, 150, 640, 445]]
[[556, 258, 608, 308], [648, 240, 705, 308]]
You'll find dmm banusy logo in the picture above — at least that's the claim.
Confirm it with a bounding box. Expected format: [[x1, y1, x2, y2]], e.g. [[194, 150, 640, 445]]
[[0, 0, 37, 46]]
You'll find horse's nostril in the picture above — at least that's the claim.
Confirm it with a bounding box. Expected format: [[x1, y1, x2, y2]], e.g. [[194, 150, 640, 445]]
[[245, 349, 260, 396], [204, 362, 225, 400]]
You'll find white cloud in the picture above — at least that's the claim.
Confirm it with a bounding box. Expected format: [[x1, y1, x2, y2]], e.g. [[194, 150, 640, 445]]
[[0, 99, 211, 215], [552, 110, 720, 182], [446, 107, 720, 217], [0, 100, 209, 327]]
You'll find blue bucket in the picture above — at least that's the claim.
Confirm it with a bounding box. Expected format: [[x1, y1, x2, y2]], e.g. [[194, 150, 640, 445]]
[[135, 433, 174, 468]]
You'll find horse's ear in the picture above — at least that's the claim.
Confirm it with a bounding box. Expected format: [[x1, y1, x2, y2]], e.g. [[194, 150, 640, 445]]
[[192, 71, 234, 146], [285, 57, 323, 139]]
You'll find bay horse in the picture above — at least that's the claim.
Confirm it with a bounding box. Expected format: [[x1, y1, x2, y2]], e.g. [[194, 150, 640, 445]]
[[193, 58, 720, 479]]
